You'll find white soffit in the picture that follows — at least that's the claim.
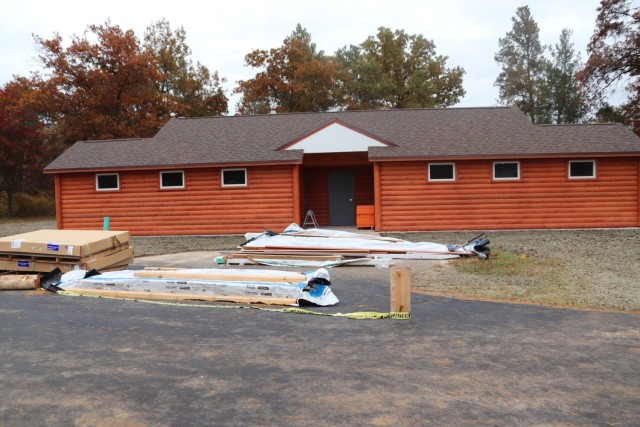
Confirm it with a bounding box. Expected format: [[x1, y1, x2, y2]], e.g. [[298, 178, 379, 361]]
[[285, 122, 387, 153]]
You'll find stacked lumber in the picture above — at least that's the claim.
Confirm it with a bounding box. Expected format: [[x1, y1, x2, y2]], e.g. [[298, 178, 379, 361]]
[[225, 250, 370, 267], [224, 224, 489, 267], [57, 268, 338, 306], [0, 230, 133, 273]]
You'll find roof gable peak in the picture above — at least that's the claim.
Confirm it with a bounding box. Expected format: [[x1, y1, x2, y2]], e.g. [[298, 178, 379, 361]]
[[278, 119, 393, 153]]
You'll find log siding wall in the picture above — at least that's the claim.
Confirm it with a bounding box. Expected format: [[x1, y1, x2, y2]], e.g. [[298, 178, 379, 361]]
[[57, 166, 296, 235], [303, 168, 329, 225], [54, 156, 639, 234], [377, 158, 639, 231]]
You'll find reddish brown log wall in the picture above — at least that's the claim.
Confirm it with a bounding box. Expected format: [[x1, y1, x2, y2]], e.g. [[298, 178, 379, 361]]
[[57, 166, 296, 235], [55, 157, 638, 235], [303, 168, 329, 225], [377, 158, 639, 231]]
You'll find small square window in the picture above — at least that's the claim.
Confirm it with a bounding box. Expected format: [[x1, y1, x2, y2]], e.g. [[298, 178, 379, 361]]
[[96, 173, 119, 191], [493, 161, 520, 180], [428, 163, 455, 181], [222, 169, 247, 187], [569, 160, 595, 179], [160, 171, 184, 189]]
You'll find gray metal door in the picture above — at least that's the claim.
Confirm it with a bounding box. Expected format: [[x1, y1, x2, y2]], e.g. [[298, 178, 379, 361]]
[[328, 170, 355, 226]]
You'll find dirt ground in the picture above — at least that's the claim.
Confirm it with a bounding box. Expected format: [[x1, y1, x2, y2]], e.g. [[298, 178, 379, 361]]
[[387, 229, 640, 312], [1, 219, 639, 311]]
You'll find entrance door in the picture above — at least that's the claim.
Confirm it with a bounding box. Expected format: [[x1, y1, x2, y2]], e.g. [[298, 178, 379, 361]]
[[328, 170, 355, 226]]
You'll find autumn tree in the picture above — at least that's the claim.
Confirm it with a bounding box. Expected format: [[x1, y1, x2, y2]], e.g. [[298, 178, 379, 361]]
[[541, 29, 588, 124], [34, 20, 228, 145], [34, 21, 167, 144], [143, 19, 227, 117], [494, 6, 548, 123], [335, 27, 465, 109], [580, 0, 640, 135], [0, 77, 48, 217], [234, 25, 339, 114]]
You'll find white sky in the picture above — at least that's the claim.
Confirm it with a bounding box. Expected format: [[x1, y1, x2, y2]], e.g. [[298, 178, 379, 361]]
[[0, 0, 610, 112]]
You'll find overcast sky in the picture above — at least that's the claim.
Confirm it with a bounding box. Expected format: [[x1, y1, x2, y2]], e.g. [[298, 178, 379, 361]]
[[0, 0, 608, 112]]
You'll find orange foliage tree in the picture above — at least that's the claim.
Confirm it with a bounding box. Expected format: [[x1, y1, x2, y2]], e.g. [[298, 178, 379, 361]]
[[0, 77, 50, 217], [234, 25, 339, 114], [35, 22, 167, 144], [34, 20, 228, 145]]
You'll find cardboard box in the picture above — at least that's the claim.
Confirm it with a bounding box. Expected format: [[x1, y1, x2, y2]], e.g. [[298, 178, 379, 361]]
[[0, 230, 130, 258], [1, 248, 134, 273], [0, 243, 130, 264]]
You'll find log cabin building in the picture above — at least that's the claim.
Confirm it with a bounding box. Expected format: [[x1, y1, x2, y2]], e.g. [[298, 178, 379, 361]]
[[45, 107, 640, 235]]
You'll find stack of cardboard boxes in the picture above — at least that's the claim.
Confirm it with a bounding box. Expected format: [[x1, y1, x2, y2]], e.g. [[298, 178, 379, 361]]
[[0, 230, 133, 274]]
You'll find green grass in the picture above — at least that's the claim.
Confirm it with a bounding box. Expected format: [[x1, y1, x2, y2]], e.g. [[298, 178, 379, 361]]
[[444, 250, 579, 306], [454, 250, 534, 276], [453, 250, 566, 280]]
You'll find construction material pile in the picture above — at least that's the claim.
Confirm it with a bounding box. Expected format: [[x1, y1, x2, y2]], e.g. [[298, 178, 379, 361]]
[[0, 230, 133, 274], [54, 267, 338, 306], [226, 224, 490, 267]]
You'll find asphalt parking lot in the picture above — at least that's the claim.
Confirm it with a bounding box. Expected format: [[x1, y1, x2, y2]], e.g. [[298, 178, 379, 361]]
[[1, 258, 638, 426]]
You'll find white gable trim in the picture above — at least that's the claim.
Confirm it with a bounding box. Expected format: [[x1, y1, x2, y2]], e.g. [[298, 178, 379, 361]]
[[284, 122, 388, 153]]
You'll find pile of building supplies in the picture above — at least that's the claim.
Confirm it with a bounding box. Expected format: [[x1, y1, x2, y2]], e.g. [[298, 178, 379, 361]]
[[225, 224, 490, 267], [48, 267, 338, 306], [0, 230, 133, 274], [0, 229, 338, 306]]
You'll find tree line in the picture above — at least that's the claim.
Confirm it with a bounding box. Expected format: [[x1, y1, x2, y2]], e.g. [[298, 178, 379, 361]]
[[1, 0, 639, 217], [495, 1, 638, 132]]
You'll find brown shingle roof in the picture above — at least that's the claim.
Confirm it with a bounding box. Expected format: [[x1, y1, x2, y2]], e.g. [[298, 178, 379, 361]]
[[45, 107, 640, 172]]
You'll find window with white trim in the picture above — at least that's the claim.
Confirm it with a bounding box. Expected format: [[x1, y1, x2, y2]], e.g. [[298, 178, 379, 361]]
[[160, 171, 185, 189], [493, 161, 520, 180], [221, 168, 247, 187], [568, 160, 595, 179], [428, 163, 455, 181], [96, 173, 119, 191]]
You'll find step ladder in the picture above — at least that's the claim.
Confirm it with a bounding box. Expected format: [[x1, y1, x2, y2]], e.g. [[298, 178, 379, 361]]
[[302, 210, 319, 228]]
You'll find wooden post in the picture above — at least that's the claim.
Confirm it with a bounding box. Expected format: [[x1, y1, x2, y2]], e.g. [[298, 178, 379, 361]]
[[390, 266, 411, 313]]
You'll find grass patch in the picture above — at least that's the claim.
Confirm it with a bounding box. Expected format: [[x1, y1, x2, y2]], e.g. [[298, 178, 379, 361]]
[[425, 249, 581, 307], [453, 250, 535, 277]]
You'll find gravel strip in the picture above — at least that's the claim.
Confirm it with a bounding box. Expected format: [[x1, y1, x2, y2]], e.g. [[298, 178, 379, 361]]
[[1, 220, 638, 311]]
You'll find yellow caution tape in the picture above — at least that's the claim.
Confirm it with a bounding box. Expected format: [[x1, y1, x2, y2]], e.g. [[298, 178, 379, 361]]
[[56, 290, 410, 320]]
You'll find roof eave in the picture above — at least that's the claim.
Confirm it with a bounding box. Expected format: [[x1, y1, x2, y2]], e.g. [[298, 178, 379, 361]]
[[43, 159, 303, 174], [368, 151, 640, 162]]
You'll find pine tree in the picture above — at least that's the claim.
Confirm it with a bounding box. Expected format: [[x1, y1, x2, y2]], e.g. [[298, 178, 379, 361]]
[[494, 6, 547, 123]]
